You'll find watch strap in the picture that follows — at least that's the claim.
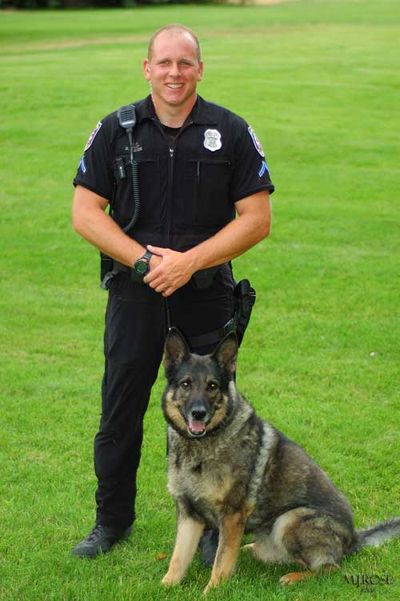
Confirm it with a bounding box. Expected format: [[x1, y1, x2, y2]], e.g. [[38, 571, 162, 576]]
[[141, 249, 153, 263]]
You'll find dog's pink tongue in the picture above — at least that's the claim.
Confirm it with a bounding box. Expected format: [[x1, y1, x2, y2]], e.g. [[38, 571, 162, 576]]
[[189, 420, 205, 433]]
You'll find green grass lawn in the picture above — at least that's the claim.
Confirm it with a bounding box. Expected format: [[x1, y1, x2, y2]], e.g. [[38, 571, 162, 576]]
[[0, 1, 399, 599]]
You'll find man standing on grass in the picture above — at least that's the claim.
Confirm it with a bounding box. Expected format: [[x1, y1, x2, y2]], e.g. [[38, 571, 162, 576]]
[[71, 24, 274, 560]]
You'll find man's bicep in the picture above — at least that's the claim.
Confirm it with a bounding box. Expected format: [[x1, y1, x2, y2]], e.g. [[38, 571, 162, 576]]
[[72, 186, 109, 233], [234, 191, 271, 237], [73, 185, 109, 211], [235, 190, 270, 217]]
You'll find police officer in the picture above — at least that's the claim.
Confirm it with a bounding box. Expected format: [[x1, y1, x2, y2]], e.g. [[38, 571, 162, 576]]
[[71, 24, 274, 558]]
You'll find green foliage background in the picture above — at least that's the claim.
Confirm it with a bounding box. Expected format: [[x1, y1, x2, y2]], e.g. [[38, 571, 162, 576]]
[[0, 1, 399, 599]]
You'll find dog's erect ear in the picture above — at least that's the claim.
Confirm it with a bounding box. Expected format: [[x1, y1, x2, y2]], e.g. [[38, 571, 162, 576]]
[[163, 327, 190, 372], [212, 331, 238, 374]]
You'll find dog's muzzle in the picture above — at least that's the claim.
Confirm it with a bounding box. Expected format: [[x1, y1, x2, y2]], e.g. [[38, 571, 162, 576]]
[[187, 405, 209, 438]]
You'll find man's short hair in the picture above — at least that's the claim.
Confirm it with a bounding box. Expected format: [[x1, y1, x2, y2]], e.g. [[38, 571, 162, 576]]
[[147, 24, 202, 62]]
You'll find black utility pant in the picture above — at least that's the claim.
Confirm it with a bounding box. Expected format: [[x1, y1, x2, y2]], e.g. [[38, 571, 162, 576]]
[[94, 268, 234, 529]]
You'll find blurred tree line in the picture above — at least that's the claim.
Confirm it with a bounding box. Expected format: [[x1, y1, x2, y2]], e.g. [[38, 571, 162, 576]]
[[1, 0, 215, 7]]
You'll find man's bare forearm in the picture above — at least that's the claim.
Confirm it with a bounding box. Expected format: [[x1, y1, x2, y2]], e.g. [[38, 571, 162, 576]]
[[185, 203, 270, 272], [72, 186, 145, 267]]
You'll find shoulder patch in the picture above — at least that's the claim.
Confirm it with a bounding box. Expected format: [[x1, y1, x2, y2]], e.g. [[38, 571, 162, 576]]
[[84, 121, 102, 151], [248, 126, 265, 158]]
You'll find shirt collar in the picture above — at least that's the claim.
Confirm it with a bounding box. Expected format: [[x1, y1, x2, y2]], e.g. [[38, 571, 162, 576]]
[[136, 95, 217, 126]]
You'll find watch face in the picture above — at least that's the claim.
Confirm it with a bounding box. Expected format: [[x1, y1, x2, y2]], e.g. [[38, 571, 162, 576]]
[[136, 260, 148, 275]]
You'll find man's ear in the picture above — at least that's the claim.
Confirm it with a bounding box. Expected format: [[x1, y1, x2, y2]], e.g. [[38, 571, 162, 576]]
[[143, 58, 151, 82], [163, 327, 191, 373], [197, 60, 204, 82], [212, 331, 238, 375]]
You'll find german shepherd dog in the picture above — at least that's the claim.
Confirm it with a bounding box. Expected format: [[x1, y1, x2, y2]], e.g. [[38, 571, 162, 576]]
[[161, 328, 400, 594]]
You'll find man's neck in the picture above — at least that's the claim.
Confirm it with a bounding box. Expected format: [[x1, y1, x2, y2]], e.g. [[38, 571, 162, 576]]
[[151, 95, 197, 128]]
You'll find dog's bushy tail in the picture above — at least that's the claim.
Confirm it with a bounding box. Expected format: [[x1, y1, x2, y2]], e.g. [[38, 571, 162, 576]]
[[352, 517, 400, 553]]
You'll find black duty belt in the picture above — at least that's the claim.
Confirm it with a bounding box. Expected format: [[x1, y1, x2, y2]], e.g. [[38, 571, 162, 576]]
[[103, 261, 256, 350]]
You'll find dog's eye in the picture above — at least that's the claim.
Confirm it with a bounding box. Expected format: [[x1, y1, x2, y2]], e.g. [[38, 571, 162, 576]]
[[180, 380, 191, 390], [207, 382, 219, 392]]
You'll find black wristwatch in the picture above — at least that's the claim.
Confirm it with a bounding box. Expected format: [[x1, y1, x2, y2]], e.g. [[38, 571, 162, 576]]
[[131, 250, 153, 282]]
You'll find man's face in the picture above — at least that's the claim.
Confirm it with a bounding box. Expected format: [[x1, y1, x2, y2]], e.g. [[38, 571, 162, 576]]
[[143, 31, 203, 112]]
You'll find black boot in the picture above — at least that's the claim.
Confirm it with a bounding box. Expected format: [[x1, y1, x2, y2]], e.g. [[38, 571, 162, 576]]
[[199, 529, 219, 566], [72, 524, 132, 558]]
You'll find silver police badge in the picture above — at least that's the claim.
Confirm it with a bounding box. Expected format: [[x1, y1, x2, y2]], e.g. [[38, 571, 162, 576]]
[[204, 129, 222, 152]]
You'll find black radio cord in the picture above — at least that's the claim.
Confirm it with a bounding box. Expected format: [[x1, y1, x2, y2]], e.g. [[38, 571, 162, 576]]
[[123, 130, 140, 234]]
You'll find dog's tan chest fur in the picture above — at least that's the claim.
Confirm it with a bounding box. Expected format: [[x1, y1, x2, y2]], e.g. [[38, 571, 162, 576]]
[[168, 439, 248, 512]]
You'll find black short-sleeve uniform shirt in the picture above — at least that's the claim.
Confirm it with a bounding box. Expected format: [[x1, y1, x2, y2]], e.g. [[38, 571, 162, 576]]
[[74, 95, 274, 252]]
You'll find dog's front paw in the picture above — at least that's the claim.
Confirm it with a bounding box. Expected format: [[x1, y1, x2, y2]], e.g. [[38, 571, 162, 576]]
[[242, 542, 263, 561], [242, 542, 254, 553], [203, 581, 215, 595], [161, 573, 179, 587]]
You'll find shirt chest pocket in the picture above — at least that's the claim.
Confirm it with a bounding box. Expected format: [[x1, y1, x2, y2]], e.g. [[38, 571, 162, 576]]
[[112, 154, 161, 225], [185, 158, 234, 227]]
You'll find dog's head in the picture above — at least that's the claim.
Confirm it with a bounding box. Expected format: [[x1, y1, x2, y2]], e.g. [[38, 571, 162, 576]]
[[162, 327, 238, 439]]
